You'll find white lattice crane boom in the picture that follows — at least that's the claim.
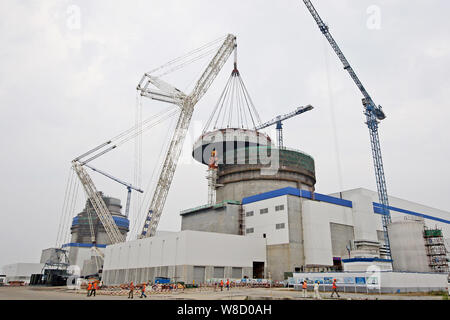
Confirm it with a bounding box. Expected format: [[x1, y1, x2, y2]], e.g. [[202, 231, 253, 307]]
[[72, 161, 125, 244], [137, 34, 237, 238]]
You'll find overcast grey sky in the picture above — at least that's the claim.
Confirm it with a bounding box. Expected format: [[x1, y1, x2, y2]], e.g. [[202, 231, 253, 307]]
[[1, 0, 449, 267]]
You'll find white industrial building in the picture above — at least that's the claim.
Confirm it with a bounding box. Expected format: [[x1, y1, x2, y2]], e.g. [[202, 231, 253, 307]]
[[102, 230, 266, 285], [101, 186, 450, 287], [242, 187, 450, 277], [1, 263, 44, 284]]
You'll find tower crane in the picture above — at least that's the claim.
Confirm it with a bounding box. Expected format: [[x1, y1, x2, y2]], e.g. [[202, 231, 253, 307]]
[[84, 164, 143, 218], [255, 105, 314, 149], [137, 34, 237, 238], [301, 0, 392, 259]]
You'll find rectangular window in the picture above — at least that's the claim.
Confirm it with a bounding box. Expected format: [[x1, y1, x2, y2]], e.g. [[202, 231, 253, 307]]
[[246, 228, 254, 234], [260, 208, 269, 214], [232, 267, 242, 279], [246, 211, 254, 217], [275, 205, 284, 211], [276, 223, 285, 230], [213, 267, 225, 278]]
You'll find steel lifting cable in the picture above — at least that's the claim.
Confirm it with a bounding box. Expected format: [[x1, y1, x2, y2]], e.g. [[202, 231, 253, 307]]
[[130, 112, 176, 237], [212, 74, 234, 130], [110, 105, 177, 144], [61, 168, 78, 246], [203, 73, 231, 132], [114, 109, 179, 148], [130, 112, 178, 238], [238, 75, 261, 126], [238, 82, 249, 128], [64, 177, 80, 245], [133, 93, 143, 231], [78, 106, 180, 165], [57, 168, 76, 247], [323, 37, 344, 191], [55, 168, 70, 246], [55, 168, 75, 247], [147, 35, 227, 76], [227, 74, 237, 127], [221, 76, 235, 128], [155, 45, 223, 78], [204, 67, 261, 132]]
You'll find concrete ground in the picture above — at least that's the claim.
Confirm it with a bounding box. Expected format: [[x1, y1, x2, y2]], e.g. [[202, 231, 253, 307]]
[[0, 286, 446, 300]]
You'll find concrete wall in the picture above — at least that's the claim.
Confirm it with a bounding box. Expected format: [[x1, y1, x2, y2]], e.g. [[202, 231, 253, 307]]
[[388, 220, 431, 272], [181, 204, 240, 235], [302, 199, 354, 267], [217, 179, 299, 203], [292, 271, 448, 293], [330, 223, 354, 258]]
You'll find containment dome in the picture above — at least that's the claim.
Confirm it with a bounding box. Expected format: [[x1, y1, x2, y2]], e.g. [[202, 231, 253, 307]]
[[192, 128, 273, 166]]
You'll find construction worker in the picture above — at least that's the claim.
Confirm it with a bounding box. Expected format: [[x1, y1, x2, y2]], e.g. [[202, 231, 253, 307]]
[[128, 281, 135, 299], [140, 283, 147, 298], [302, 280, 308, 298], [91, 281, 97, 297], [86, 282, 92, 297], [331, 279, 340, 298], [313, 281, 321, 299], [220, 280, 224, 291], [226, 279, 230, 291]]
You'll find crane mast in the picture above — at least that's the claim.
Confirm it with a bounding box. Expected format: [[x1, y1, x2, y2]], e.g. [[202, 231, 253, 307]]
[[302, 0, 392, 259], [138, 34, 237, 238]]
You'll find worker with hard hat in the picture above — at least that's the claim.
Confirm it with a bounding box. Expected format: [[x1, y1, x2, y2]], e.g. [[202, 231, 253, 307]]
[[331, 278, 340, 298]]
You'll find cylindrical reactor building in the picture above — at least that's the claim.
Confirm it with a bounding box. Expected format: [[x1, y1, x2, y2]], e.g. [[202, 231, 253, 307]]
[[193, 128, 316, 202], [70, 193, 129, 245]]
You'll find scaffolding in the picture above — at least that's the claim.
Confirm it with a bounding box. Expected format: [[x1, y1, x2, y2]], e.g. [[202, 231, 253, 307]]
[[423, 226, 449, 273], [238, 205, 245, 236], [206, 168, 218, 205]]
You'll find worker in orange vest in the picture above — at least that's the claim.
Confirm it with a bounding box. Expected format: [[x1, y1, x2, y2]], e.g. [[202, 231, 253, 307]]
[[331, 279, 340, 298], [302, 280, 308, 298], [220, 280, 224, 291], [226, 279, 230, 291], [140, 283, 147, 298], [86, 282, 92, 297], [91, 281, 97, 297], [128, 281, 135, 299]]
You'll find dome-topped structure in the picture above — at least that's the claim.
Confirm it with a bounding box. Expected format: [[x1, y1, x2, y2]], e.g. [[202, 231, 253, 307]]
[[192, 128, 273, 165], [193, 57, 316, 204]]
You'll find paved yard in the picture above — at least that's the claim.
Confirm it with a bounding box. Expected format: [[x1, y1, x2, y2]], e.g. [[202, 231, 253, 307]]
[[0, 286, 445, 300]]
